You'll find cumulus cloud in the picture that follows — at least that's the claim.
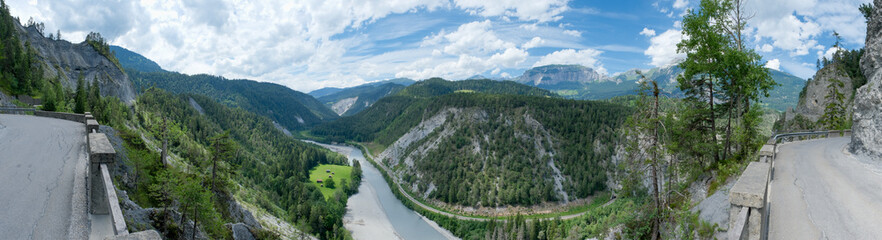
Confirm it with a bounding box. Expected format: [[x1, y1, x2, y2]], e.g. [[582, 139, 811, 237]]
[[746, 0, 866, 56], [453, 0, 570, 22], [437, 20, 516, 55], [765, 59, 781, 70], [640, 28, 656, 37], [819, 46, 845, 60], [522, 37, 545, 49], [758, 44, 774, 52], [644, 29, 685, 67], [533, 48, 607, 75], [673, 0, 689, 9]]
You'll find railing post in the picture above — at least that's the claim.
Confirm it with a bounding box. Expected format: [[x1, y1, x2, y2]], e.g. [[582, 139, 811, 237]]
[[88, 133, 116, 214]]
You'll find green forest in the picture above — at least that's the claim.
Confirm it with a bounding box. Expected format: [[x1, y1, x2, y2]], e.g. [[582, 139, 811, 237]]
[[129, 70, 339, 131], [130, 88, 359, 239]]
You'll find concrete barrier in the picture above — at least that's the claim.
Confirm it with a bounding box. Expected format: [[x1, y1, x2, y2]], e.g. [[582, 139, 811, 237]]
[[89, 133, 115, 215], [35, 110, 86, 123], [729, 162, 771, 240], [87, 132, 130, 237], [87, 119, 100, 133]]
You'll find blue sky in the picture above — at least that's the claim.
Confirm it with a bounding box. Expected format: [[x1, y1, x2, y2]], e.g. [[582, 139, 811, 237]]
[[9, 0, 871, 92]]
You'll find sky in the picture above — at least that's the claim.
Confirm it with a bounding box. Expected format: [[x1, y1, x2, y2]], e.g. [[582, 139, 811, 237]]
[[8, 0, 872, 92]]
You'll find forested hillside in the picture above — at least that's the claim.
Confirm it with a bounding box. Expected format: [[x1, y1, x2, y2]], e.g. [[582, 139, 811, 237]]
[[311, 78, 557, 144], [128, 88, 360, 239], [311, 79, 629, 207], [316, 82, 406, 116], [129, 70, 338, 130]]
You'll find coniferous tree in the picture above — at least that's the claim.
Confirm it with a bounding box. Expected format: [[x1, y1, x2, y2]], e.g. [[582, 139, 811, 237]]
[[74, 74, 86, 113]]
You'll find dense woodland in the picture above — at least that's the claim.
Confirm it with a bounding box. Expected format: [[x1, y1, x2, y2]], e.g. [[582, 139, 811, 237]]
[[129, 70, 339, 131], [132, 88, 359, 239], [314, 79, 630, 206]]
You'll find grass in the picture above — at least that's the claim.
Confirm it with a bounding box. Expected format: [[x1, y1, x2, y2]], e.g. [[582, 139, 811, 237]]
[[308, 164, 353, 199]]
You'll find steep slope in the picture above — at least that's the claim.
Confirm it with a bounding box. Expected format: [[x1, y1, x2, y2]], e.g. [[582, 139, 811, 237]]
[[311, 79, 628, 207], [110, 45, 165, 73], [316, 82, 406, 116], [130, 88, 354, 239], [852, 0, 882, 158], [787, 65, 854, 122], [130, 70, 338, 130], [308, 78, 415, 99], [13, 18, 136, 103], [310, 78, 558, 144]]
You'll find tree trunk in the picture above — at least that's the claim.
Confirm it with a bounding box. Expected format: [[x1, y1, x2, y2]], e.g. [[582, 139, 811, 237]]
[[191, 205, 199, 240], [651, 82, 662, 240], [709, 78, 719, 164]]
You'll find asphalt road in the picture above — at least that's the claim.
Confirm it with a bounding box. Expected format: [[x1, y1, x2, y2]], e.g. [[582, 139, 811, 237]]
[[769, 137, 882, 239], [0, 114, 87, 239]]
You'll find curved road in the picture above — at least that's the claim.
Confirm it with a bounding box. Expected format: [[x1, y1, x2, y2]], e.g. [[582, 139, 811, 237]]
[[769, 137, 882, 239], [0, 114, 88, 239]]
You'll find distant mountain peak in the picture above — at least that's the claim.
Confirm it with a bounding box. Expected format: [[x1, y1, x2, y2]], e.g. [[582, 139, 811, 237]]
[[515, 64, 610, 87]]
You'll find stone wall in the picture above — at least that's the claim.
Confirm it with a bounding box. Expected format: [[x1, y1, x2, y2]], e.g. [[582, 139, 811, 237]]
[[34, 110, 86, 124], [851, 0, 882, 158]]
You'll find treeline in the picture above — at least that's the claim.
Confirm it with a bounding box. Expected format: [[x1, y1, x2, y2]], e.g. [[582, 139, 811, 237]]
[[133, 88, 358, 239], [397, 78, 557, 98], [129, 70, 338, 130], [0, 0, 42, 97]]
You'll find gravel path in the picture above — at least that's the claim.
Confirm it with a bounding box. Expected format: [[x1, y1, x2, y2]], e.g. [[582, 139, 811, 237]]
[[0, 114, 88, 239], [769, 137, 882, 239]]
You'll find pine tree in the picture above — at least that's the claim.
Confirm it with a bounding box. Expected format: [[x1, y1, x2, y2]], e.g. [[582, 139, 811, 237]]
[[74, 74, 86, 113]]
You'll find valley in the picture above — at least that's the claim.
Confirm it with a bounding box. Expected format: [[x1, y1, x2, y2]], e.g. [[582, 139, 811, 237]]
[[0, 0, 878, 240]]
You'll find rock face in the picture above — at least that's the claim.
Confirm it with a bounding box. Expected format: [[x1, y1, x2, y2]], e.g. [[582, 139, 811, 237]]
[[789, 65, 854, 121], [515, 64, 608, 88], [851, 0, 882, 158], [16, 22, 136, 103]]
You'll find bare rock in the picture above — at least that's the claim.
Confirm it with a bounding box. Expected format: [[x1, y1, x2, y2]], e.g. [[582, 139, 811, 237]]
[[852, 0, 882, 158]]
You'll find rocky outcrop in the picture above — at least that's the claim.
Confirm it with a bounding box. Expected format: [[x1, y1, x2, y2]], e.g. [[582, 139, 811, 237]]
[[851, 0, 882, 158], [516, 64, 608, 88], [788, 65, 854, 122], [16, 22, 136, 103]]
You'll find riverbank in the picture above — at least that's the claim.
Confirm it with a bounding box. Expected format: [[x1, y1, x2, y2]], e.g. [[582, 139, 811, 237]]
[[304, 140, 456, 240]]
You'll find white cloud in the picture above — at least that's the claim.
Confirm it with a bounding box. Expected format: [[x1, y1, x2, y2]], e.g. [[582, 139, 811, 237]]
[[819, 46, 845, 60], [765, 59, 781, 70], [746, 0, 866, 57], [488, 48, 528, 67], [758, 44, 774, 52], [673, 0, 689, 9], [563, 29, 582, 37], [644, 29, 685, 67], [522, 37, 545, 49], [453, 0, 570, 22], [640, 28, 656, 37], [438, 20, 516, 55], [533, 48, 607, 75]]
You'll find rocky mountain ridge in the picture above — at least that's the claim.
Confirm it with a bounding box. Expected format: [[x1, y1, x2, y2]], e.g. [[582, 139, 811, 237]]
[[16, 22, 136, 103]]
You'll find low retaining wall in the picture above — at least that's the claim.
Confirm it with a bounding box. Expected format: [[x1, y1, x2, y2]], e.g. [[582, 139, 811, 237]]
[[35, 110, 86, 123]]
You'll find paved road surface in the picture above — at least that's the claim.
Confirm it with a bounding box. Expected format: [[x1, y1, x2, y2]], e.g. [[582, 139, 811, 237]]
[[0, 114, 87, 239], [769, 137, 882, 239]]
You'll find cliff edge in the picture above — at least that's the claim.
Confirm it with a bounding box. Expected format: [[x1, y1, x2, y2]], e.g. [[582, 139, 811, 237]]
[[852, 0, 882, 158]]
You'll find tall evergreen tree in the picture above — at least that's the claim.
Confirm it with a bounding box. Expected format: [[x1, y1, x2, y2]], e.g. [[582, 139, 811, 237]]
[[74, 74, 86, 113]]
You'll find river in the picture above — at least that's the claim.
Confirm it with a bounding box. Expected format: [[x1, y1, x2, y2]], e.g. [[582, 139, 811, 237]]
[[304, 141, 455, 240]]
